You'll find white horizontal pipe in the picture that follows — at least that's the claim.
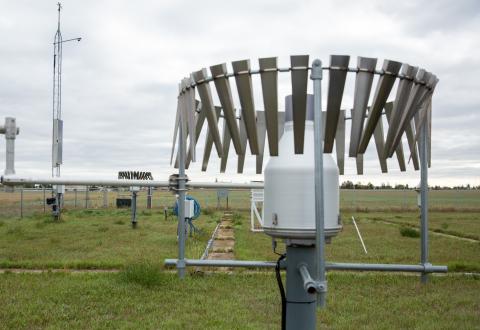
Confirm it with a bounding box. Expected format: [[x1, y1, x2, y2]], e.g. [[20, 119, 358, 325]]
[[1, 176, 170, 188], [0, 175, 264, 190], [165, 258, 278, 268], [190, 181, 264, 189]]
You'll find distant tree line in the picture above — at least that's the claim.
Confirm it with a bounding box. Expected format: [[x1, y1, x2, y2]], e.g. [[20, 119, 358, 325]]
[[340, 181, 480, 190]]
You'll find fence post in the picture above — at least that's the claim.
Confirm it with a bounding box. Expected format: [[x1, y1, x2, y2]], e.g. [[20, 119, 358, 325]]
[[20, 187, 24, 218], [43, 187, 46, 213], [147, 187, 153, 209], [85, 186, 89, 209], [103, 188, 108, 208]]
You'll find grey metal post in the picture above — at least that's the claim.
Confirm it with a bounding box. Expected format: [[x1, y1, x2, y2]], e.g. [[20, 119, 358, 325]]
[[353, 185, 356, 210], [74, 189, 77, 208], [131, 191, 137, 228], [286, 245, 317, 330], [177, 108, 187, 279], [103, 188, 108, 208], [85, 186, 89, 208], [43, 187, 46, 213], [147, 187, 152, 209], [3, 117, 18, 176], [20, 187, 24, 218], [420, 118, 429, 283], [311, 59, 327, 307]]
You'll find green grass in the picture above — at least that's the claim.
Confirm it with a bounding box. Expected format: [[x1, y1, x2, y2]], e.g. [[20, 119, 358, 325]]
[[0, 271, 478, 329], [234, 212, 480, 272], [0, 190, 479, 328], [359, 211, 480, 240], [0, 208, 221, 269], [2, 189, 479, 219]]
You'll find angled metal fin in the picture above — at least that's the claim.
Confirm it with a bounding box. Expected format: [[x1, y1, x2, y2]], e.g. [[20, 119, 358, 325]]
[[192, 68, 223, 157], [185, 78, 197, 162], [384, 102, 406, 171], [259, 57, 279, 156], [278, 111, 286, 139], [349, 56, 377, 157], [256, 111, 267, 174], [232, 59, 259, 155], [173, 83, 188, 169], [427, 99, 432, 168], [185, 101, 205, 168], [384, 64, 418, 158], [405, 120, 420, 170], [220, 119, 231, 173], [290, 55, 309, 154], [388, 69, 429, 156], [210, 63, 242, 155], [202, 106, 222, 171], [170, 94, 181, 165], [369, 107, 388, 173], [412, 76, 438, 148], [324, 55, 349, 153], [335, 109, 346, 175], [358, 59, 402, 154], [356, 154, 364, 175], [237, 115, 248, 173]]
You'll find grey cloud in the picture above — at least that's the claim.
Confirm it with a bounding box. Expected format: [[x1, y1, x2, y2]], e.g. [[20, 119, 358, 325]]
[[0, 0, 478, 187]]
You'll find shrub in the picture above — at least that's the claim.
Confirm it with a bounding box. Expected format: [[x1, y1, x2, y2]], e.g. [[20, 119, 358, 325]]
[[119, 262, 165, 287], [399, 226, 420, 238]]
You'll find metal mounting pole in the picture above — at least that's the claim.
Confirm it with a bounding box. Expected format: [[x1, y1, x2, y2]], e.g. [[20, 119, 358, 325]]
[[103, 188, 108, 208], [311, 59, 327, 307], [20, 187, 24, 218], [420, 118, 429, 283], [147, 187, 152, 209], [85, 187, 89, 208], [131, 191, 138, 228], [286, 245, 317, 330], [177, 107, 187, 279]]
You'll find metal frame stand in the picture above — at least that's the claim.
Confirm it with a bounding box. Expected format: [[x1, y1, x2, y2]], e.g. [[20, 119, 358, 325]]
[[419, 116, 429, 283], [311, 59, 327, 308], [177, 110, 187, 279], [131, 190, 138, 228]]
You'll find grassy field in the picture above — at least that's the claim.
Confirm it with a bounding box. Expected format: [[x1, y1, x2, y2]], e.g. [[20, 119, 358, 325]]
[[0, 271, 478, 329], [1, 188, 479, 218], [0, 189, 479, 328], [0, 208, 222, 269]]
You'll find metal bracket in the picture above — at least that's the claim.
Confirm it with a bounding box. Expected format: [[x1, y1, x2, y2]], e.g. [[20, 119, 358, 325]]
[[168, 173, 189, 193]]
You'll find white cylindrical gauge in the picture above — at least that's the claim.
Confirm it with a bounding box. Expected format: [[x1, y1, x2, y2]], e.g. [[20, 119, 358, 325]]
[[263, 95, 341, 240]]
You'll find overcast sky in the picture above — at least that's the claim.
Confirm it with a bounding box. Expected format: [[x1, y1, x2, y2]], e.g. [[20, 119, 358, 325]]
[[0, 0, 479, 187]]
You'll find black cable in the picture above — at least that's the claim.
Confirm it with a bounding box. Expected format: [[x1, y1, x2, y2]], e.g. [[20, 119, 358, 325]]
[[275, 253, 287, 330]]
